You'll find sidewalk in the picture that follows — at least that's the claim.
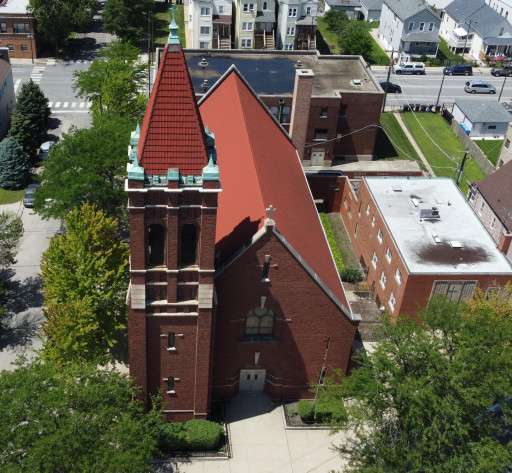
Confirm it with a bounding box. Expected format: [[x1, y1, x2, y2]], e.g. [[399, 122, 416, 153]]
[[393, 112, 435, 176]]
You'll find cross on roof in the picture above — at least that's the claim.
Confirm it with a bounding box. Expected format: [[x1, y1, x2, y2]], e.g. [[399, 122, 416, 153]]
[[266, 205, 276, 220]]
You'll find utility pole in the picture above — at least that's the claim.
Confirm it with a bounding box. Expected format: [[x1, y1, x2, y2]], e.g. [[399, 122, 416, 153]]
[[381, 49, 394, 113], [460, 20, 476, 64], [435, 72, 446, 107], [457, 150, 469, 186], [499, 74, 508, 101]]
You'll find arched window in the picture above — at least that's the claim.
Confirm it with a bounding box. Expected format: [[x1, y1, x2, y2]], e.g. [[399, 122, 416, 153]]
[[148, 224, 165, 266], [245, 307, 274, 337], [180, 224, 197, 266]]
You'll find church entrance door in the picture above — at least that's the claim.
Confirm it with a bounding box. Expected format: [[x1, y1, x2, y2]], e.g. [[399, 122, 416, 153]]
[[239, 369, 266, 391]]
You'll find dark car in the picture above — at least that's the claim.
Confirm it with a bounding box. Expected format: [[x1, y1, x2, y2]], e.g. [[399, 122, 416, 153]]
[[23, 183, 41, 208], [491, 64, 512, 76], [379, 81, 402, 93], [443, 64, 473, 76]]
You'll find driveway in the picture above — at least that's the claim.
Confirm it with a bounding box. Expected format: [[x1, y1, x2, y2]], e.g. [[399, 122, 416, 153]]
[[0, 201, 60, 371], [154, 392, 348, 473]]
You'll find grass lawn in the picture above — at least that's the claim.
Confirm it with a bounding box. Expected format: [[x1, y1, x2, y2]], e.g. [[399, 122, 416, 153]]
[[474, 140, 503, 166], [437, 38, 465, 65], [376, 113, 424, 169], [316, 17, 340, 54], [401, 112, 486, 193], [154, 3, 185, 48], [0, 188, 24, 205]]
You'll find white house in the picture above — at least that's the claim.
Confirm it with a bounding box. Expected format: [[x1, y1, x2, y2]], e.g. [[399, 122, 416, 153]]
[[276, 0, 318, 50], [234, 0, 277, 49], [378, 0, 441, 60], [441, 0, 512, 60], [452, 99, 512, 138], [186, 0, 233, 49], [485, 0, 512, 24], [360, 0, 383, 22]]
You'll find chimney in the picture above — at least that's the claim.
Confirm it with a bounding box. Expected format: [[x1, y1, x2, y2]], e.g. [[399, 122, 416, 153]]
[[498, 231, 512, 255], [289, 68, 314, 160]]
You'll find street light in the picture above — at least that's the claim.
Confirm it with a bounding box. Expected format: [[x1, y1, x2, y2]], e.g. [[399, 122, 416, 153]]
[[460, 20, 477, 64]]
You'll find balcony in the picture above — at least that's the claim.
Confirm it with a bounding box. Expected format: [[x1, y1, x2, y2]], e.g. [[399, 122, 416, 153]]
[[448, 27, 473, 50]]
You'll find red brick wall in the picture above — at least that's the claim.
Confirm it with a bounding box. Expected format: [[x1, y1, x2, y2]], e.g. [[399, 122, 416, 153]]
[[212, 229, 358, 400], [0, 14, 37, 59], [306, 174, 347, 213]]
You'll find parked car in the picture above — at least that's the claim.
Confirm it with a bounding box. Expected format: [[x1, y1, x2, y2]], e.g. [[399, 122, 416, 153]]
[[392, 62, 425, 75], [491, 64, 512, 76], [379, 81, 402, 93], [464, 80, 496, 94], [38, 141, 54, 160], [23, 183, 41, 208], [443, 64, 473, 76]]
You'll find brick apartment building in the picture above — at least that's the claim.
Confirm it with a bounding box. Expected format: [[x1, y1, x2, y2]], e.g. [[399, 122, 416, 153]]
[[468, 161, 512, 266], [127, 21, 359, 421], [181, 50, 384, 164], [0, 0, 36, 60], [339, 176, 512, 318]]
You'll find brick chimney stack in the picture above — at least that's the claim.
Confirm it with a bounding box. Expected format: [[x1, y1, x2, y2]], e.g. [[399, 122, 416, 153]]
[[498, 231, 512, 255], [289, 68, 314, 160]]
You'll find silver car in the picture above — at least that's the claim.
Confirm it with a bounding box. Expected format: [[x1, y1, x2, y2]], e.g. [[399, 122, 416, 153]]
[[464, 80, 496, 94]]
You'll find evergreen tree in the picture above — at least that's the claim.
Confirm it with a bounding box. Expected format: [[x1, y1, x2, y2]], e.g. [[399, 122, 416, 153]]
[[40, 203, 129, 365], [8, 80, 51, 161], [0, 137, 32, 189]]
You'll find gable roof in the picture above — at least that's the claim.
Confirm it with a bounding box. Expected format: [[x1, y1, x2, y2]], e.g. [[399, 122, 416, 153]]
[[360, 0, 383, 10], [455, 99, 512, 123], [137, 43, 209, 176], [472, 161, 512, 231], [384, 0, 439, 21], [199, 67, 353, 318], [444, 0, 483, 22]]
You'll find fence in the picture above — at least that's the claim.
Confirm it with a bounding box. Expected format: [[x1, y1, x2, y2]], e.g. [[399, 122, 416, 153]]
[[450, 120, 496, 176]]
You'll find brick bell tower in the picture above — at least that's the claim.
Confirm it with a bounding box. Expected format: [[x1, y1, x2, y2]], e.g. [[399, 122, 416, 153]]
[[125, 13, 220, 421]]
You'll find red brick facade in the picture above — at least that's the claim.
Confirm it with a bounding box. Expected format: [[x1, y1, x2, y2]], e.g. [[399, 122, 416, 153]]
[[0, 14, 37, 60]]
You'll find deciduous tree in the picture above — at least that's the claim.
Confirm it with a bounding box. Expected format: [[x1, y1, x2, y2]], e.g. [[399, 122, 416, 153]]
[[102, 0, 154, 45], [73, 41, 148, 120], [0, 210, 23, 267], [338, 21, 373, 59], [8, 79, 50, 162], [40, 203, 129, 365], [0, 359, 160, 472], [0, 137, 32, 190], [320, 295, 512, 473], [323, 9, 349, 34], [34, 115, 134, 221]]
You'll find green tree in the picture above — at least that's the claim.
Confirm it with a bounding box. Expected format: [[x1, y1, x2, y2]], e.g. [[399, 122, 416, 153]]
[[0, 137, 32, 190], [323, 9, 349, 34], [28, 0, 97, 55], [0, 210, 23, 267], [338, 21, 373, 59], [322, 296, 512, 473], [40, 203, 129, 364], [73, 41, 148, 120], [33, 115, 134, 221], [8, 79, 51, 161], [102, 0, 154, 45], [0, 359, 161, 472]]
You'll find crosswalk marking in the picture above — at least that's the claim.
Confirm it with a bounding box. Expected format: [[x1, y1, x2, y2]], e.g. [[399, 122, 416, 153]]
[[63, 101, 69, 107], [47, 101, 93, 111], [79, 102, 85, 108], [71, 102, 77, 108], [55, 101, 61, 107], [30, 66, 45, 84]]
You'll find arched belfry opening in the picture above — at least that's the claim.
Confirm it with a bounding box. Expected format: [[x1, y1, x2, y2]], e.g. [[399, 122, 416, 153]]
[[148, 224, 165, 266], [180, 224, 197, 266]]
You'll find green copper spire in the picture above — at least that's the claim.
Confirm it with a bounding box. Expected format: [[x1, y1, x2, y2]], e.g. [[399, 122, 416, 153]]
[[202, 156, 219, 181], [168, 5, 180, 45]]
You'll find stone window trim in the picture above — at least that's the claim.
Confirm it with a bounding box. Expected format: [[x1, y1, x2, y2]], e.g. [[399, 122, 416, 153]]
[[377, 228, 383, 243]]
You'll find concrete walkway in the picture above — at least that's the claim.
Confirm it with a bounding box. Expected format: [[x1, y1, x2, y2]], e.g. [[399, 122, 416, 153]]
[[154, 393, 347, 473], [393, 112, 435, 176]]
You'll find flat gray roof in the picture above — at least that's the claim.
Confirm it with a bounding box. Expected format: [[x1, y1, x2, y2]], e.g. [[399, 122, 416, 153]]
[[365, 176, 512, 274], [184, 50, 382, 96], [0, 0, 29, 13]]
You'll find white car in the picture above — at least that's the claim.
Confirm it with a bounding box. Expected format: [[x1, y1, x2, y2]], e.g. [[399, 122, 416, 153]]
[[38, 141, 54, 160], [392, 62, 426, 75]]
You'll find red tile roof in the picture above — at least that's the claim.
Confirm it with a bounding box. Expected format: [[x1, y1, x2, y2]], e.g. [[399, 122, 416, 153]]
[[138, 44, 209, 176], [199, 69, 351, 314]]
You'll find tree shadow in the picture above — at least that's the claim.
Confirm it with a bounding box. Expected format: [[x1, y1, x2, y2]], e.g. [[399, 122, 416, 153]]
[[64, 37, 102, 62], [48, 117, 62, 132]]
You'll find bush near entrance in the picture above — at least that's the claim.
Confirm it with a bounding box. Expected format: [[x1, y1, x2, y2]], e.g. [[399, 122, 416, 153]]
[[157, 419, 224, 454]]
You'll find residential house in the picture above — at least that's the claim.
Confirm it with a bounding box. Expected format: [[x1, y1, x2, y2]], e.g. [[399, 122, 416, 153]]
[[441, 0, 512, 60], [182, 49, 384, 163], [0, 0, 36, 60], [496, 123, 512, 168], [276, 0, 318, 50], [378, 0, 441, 60], [452, 99, 511, 138], [185, 0, 233, 49], [468, 161, 512, 265], [0, 48, 14, 139], [360, 0, 383, 22], [233, 0, 277, 49], [485, 0, 512, 24], [324, 0, 362, 19], [126, 19, 359, 421], [340, 176, 512, 319]]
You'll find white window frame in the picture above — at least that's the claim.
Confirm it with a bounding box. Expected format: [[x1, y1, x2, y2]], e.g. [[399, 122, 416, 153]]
[[286, 26, 295, 36], [372, 251, 378, 268], [306, 6, 312, 14], [243, 3, 254, 11], [491, 216, 496, 229], [218, 5, 224, 13], [200, 26, 210, 35], [408, 21, 414, 31], [428, 22, 434, 31], [389, 292, 396, 312], [288, 7, 297, 16], [242, 22, 254, 31], [366, 204, 370, 215], [395, 268, 402, 285], [284, 43, 294, 50], [380, 271, 387, 289], [479, 201, 485, 215], [386, 247, 392, 263], [377, 228, 383, 243], [419, 22, 425, 31], [200, 6, 211, 15], [371, 215, 375, 227], [241, 38, 252, 47], [199, 41, 209, 49]]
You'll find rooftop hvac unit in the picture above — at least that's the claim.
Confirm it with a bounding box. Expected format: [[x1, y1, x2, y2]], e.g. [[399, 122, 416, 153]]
[[418, 205, 440, 219]]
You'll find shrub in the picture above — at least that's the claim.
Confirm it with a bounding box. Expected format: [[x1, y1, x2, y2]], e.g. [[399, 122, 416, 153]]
[[319, 213, 343, 273], [288, 408, 297, 417], [432, 58, 441, 66], [298, 400, 314, 421], [418, 54, 428, 63], [340, 265, 364, 283], [314, 397, 347, 424], [157, 419, 224, 453]]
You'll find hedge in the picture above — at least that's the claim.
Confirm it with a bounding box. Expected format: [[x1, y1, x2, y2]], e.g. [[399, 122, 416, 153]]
[[319, 213, 344, 273], [297, 400, 314, 421], [158, 419, 224, 453]]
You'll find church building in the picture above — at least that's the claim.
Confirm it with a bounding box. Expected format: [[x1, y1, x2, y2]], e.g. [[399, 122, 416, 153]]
[[126, 16, 359, 421]]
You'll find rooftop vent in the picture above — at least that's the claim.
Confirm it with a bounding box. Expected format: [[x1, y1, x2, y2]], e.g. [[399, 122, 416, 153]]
[[353, 79, 362, 85], [392, 185, 402, 192], [432, 233, 442, 244], [418, 205, 440, 219], [449, 240, 462, 249], [296, 60, 303, 68]]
